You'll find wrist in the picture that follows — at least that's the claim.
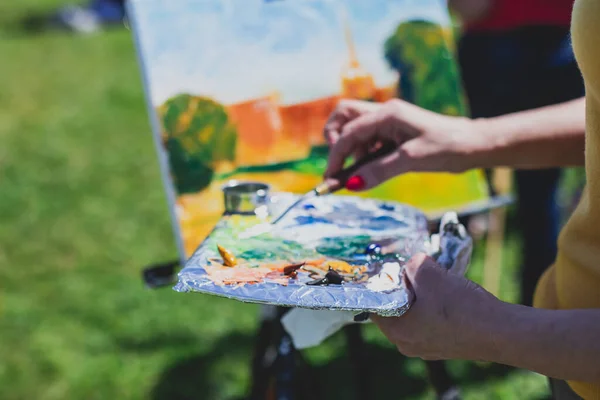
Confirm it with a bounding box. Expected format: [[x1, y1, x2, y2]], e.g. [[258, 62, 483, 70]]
[[452, 117, 499, 171], [470, 299, 526, 364], [459, 295, 515, 362]]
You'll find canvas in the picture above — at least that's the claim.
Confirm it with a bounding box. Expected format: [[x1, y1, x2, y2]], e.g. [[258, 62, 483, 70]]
[[127, 0, 492, 262]]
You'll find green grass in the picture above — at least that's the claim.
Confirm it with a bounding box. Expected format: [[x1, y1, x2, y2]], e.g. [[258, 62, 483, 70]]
[[0, 2, 553, 399]]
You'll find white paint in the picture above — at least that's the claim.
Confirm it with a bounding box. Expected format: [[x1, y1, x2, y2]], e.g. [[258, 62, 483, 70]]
[[366, 261, 402, 292]]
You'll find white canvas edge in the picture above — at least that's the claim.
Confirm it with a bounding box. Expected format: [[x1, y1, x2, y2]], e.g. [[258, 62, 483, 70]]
[[127, 1, 188, 264]]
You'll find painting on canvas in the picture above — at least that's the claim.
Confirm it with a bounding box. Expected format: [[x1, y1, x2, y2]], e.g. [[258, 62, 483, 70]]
[[127, 0, 490, 260]]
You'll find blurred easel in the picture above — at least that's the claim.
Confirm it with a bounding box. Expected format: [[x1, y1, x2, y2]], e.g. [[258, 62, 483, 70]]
[[482, 168, 513, 296]]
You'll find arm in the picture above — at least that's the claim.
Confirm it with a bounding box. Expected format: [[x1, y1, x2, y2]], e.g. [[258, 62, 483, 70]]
[[467, 97, 586, 169], [324, 97, 586, 191], [371, 255, 600, 386], [478, 301, 600, 383]]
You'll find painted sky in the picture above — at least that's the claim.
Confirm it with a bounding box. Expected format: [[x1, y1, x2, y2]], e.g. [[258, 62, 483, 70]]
[[129, 0, 451, 106]]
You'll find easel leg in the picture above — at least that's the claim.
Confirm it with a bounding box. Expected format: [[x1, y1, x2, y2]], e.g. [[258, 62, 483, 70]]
[[271, 307, 296, 400], [249, 305, 279, 400], [250, 306, 317, 400], [343, 324, 371, 400], [425, 361, 461, 400]]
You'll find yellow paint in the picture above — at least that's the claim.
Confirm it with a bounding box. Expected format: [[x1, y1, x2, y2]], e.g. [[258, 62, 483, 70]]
[[339, 170, 488, 214]]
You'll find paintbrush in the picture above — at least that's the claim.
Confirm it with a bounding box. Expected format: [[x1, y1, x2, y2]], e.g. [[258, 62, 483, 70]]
[[270, 142, 398, 225]]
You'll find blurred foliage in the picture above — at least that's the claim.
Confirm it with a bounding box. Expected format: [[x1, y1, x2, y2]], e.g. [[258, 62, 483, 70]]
[[159, 94, 237, 194], [384, 20, 468, 116]]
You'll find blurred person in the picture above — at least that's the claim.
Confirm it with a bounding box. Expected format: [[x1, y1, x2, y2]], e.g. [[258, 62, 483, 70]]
[[451, 0, 584, 306], [322, 0, 598, 397], [23, 0, 126, 33]]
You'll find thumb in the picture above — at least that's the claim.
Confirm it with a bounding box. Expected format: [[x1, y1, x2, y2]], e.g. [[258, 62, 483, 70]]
[[403, 253, 441, 291]]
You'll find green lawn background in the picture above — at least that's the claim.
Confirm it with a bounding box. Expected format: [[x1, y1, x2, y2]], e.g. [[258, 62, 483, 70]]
[[0, 2, 557, 399]]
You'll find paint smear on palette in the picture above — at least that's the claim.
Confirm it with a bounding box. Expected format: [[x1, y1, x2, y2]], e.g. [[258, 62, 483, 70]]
[[284, 201, 410, 231], [239, 196, 410, 239], [185, 195, 427, 291]]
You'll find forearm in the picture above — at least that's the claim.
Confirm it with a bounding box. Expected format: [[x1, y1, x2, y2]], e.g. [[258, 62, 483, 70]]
[[467, 97, 586, 169], [475, 301, 600, 383]]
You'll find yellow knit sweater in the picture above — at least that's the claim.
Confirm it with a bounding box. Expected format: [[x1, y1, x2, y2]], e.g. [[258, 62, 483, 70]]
[[534, 0, 600, 398]]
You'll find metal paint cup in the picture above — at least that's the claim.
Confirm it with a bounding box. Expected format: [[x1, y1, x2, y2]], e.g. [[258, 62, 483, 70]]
[[222, 180, 271, 215]]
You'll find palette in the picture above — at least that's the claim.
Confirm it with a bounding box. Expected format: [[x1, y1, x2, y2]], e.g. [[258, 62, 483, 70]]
[[175, 193, 472, 316]]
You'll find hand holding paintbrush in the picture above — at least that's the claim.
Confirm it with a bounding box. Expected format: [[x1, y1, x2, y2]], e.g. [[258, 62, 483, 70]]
[[317, 141, 399, 195], [272, 97, 479, 225], [271, 142, 397, 224]]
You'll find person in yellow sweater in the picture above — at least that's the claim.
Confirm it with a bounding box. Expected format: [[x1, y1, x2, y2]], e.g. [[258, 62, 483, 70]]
[[323, 0, 598, 398]]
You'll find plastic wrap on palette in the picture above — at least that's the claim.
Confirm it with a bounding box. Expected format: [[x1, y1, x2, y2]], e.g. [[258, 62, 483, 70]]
[[175, 194, 472, 317]]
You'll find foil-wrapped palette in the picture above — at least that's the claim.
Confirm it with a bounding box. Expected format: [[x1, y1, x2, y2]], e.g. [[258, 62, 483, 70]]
[[175, 193, 471, 316]]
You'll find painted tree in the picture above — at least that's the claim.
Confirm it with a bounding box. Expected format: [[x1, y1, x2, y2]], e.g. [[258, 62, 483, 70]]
[[159, 94, 237, 194]]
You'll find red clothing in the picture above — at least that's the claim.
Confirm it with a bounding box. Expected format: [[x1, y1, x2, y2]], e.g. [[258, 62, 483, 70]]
[[466, 0, 575, 31]]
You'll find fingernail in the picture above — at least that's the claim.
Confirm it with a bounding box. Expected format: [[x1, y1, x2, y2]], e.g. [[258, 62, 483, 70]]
[[345, 175, 365, 191]]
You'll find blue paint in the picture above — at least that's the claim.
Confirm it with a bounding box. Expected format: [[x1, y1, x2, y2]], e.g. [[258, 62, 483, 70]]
[[293, 215, 332, 226], [365, 243, 382, 255], [360, 216, 408, 231], [379, 203, 395, 211]]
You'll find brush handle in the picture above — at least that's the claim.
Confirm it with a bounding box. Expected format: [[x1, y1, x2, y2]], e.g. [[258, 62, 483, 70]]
[[273, 142, 397, 224], [319, 141, 398, 194]]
